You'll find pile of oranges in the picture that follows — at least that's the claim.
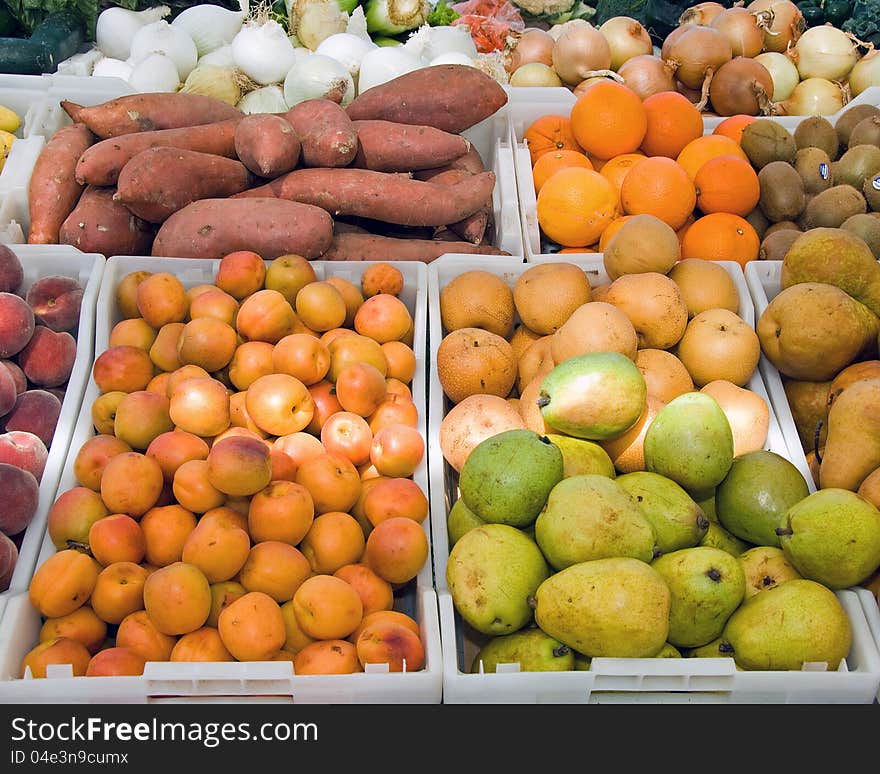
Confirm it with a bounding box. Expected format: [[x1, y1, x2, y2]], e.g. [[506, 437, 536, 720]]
[[526, 81, 763, 268]]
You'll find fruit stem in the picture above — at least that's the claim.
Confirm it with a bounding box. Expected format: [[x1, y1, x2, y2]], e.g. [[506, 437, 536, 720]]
[[707, 568, 722, 582], [718, 642, 734, 655], [814, 420, 823, 464], [527, 594, 537, 610], [775, 526, 793, 537], [553, 645, 570, 658], [535, 394, 550, 409], [66, 540, 92, 555]]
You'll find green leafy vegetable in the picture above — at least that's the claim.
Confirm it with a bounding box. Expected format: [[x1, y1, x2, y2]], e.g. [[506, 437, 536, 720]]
[[427, 0, 460, 25]]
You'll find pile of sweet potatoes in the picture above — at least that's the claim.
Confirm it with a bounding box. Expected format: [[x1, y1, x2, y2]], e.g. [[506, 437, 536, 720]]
[[26, 65, 511, 263]]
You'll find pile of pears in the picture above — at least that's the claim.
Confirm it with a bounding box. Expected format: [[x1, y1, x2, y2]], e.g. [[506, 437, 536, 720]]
[[445, 362, 880, 673]]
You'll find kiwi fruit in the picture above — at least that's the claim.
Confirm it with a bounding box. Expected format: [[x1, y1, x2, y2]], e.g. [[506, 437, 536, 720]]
[[865, 173, 880, 212], [744, 206, 770, 240], [835, 144, 880, 191], [741, 119, 797, 169], [794, 146, 834, 194], [835, 104, 880, 149], [759, 229, 801, 261], [758, 161, 806, 222], [802, 184, 867, 229], [841, 213, 880, 258], [764, 220, 803, 237], [849, 116, 880, 149], [794, 115, 839, 159]]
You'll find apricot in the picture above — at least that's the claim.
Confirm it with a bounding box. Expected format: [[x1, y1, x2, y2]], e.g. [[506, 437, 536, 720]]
[[140, 504, 197, 567], [48, 486, 110, 551], [228, 340, 275, 391], [236, 288, 299, 343], [369, 423, 425, 478], [146, 429, 210, 482], [207, 581, 247, 628], [177, 317, 238, 373], [39, 606, 107, 655], [200, 505, 249, 532], [238, 541, 312, 603], [29, 549, 101, 618], [217, 591, 286, 661], [320, 410, 373, 466], [116, 609, 177, 662], [355, 618, 425, 672], [279, 599, 317, 655], [363, 477, 428, 527], [109, 317, 157, 351], [165, 364, 212, 397], [181, 518, 250, 583], [73, 434, 133, 491], [245, 373, 314, 436], [227, 391, 269, 438], [353, 293, 412, 343], [170, 627, 234, 662], [325, 276, 364, 327], [90, 391, 126, 435], [295, 451, 361, 515], [21, 637, 91, 678], [86, 647, 146, 676], [148, 322, 185, 373], [272, 431, 324, 470], [362, 517, 428, 585], [215, 250, 266, 300], [349, 609, 420, 644], [90, 561, 149, 624], [272, 333, 330, 386], [295, 280, 346, 332], [88, 514, 146, 566], [113, 390, 174, 451], [143, 561, 212, 635], [248, 480, 314, 545], [361, 262, 404, 298], [293, 639, 362, 675], [299, 511, 366, 575], [136, 271, 189, 328], [327, 334, 387, 382], [380, 341, 416, 383], [92, 345, 155, 394], [291, 574, 363, 640], [334, 563, 394, 617], [168, 376, 230, 438], [172, 459, 227, 514], [188, 287, 239, 326], [264, 253, 316, 305], [305, 379, 344, 434], [116, 270, 152, 319], [350, 475, 390, 538], [206, 435, 272, 497], [99, 451, 165, 518], [146, 371, 172, 396], [335, 362, 387, 417]]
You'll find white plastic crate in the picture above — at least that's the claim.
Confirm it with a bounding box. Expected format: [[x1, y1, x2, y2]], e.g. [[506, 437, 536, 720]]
[[0, 135, 44, 240], [0, 245, 104, 602], [856, 586, 880, 702], [0, 253, 442, 703], [425, 254, 869, 702]]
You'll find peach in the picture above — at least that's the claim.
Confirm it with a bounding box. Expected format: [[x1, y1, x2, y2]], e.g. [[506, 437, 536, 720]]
[[264, 253, 316, 305], [327, 333, 387, 382], [0, 357, 16, 416], [188, 287, 239, 327], [381, 341, 416, 383], [100, 451, 165, 518], [0, 243, 23, 293], [26, 275, 84, 333], [361, 263, 404, 298], [136, 271, 189, 328], [363, 477, 428, 527], [168, 376, 230, 438], [177, 317, 238, 372], [93, 345, 155, 393], [215, 250, 266, 300], [305, 379, 343, 434], [29, 549, 102, 618], [109, 317, 157, 351], [207, 580, 247, 628], [116, 270, 152, 319], [4, 389, 62, 447], [295, 451, 362, 515], [0, 292, 35, 358], [362, 517, 428, 585], [272, 333, 330, 386], [279, 599, 317, 655], [181, 518, 250, 583], [90, 561, 149, 624], [248, 480, 314, 545], [217, 590, 286, 661], [0, 531, 17, 591], [353, 293, 412, 343], [334, 563, 394, 617], [320, 411, 373, 466], [295, 280, 346, 332], [272, 431, 324, 470], [143, 561, 211, 635], [146, 429, 209, 482], [335, 361, 387, 417], [293, 639, 362, 675], [140, 504, 197, 567], [238, 541, 312, 603], [236, 288, 299, 344], [355, 618, 424, 672], [148, 322, 185, 373], [299, 511, 366, 575], [0, 462, 38, 536], [206, 435, 272, 497], [113, 390, 174, 451], [21, 637, 91, 678], [48, 486, 110, 550], [172, 459, 226, 513], [228, 340, 275, 391], [170, 626, 234, 662], [89, 514, 146, 566], [39, 606, 107, 655], [245, 373, 314, 436], [1, 359, 27, 393], [369, 423, 425, 478], [86, 646, 146, 676], [0, 430, 48, 481], [91, 390, 126, 435], [116, 609, 177, 662], [292, 574, 363, 640]]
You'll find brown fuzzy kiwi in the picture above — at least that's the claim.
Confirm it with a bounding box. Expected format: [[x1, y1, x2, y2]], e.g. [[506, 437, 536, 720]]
[[744, 206, 770, 240], [835, 144, 880, 191], [849, 116, 880, 149], [764, 220, 803, 237], [759, 229, 801, 261], [865, 173, 880, 212], [793, 115, 839, 160], [835, 104, 880, 148], [802, 184, 868, 229], [841, 212, 880, 258], [794, 146, 834, 195], [758, 161, 806, 222], [741, 119, 797, 169]]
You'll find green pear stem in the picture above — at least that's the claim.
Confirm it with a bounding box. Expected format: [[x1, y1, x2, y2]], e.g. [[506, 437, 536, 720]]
[[718, 642, 734, 655], [775, 527, 794, 536], [553, 645, 570, 658]]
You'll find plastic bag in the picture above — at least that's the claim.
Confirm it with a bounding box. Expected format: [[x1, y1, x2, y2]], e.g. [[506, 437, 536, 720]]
[[450, 0, 525, 53]]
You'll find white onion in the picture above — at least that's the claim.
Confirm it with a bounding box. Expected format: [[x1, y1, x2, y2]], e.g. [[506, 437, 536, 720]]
[[95, 5, 169, 61], [128, 51, 180, 92], [316, 32, 377, 77], [198, 44, 235, 68], [283, 53, 355, 106], [237, 85, 288, 114], [232, 20, 298, 86], [429, 52, 475, 67], [91, 56, 134, 81], [599, 16, 653, 70], [129, 19, 198, 81], [407, 24, 477, 61], [357, 46, 423, 94], [848, 49, 880, 97], [791, 25, 859, 82], [509, 62, 563, 87], [171, 2, 245, 57], [754, 51, 799, 102], [778, 77, 847, 115], [551, 20, 612, 86]]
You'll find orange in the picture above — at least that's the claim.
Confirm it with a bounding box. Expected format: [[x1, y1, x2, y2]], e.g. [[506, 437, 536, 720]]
[[619, 156, 696, 231], [694, 155, 761, 216], [557, 246, 598, 253], [536, 167, 619, 248], [640, 91, 704, 158], [680, 213, 760, 268], [600, 153, 647, 198], [676, 134, 749, 181], [598, 216, 634, 252], [713, 114, 757, 144], [531, 150, 593, 193], [570, 81, 648, 160], [523, 115, 584, 166]]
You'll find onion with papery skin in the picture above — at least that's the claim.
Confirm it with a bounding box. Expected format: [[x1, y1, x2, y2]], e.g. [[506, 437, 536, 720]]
[[617, 54, 677, 100], [849, 49, 880, 97], [661, 24, 689, 61], [664, 24, 732, 91], [747, 0, 805, 54], [509, 62, 563, 86], [506, 28, 555, 74], [573, 73, 624, 97], [710, 7, 766, 58], [754, 51, 799, 101], [775, 77, 848, 115], [679, 2, 726, 26], [599, 16, 653, 71], [551, 19, 613, 86], [791, 25, 860, 82], [676, 79, 704, 104], [709, 56, 774, 116]]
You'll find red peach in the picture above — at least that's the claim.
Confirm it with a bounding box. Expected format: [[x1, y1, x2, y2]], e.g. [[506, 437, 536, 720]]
[[1, 360, 26, 394], [17, 326, 77, 388], [0, 360, 16, 416], [0, 244, 23, 293], [0, 430, 48, 481], [3, 389, 62, 447], [0, 462, 39, 535], [0, 292, 35, 358], [0, 530, 18, 591], [26, 275, 83, 333]]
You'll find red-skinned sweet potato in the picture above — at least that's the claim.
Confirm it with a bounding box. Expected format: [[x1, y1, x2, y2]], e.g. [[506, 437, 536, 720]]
[[151, 198, 333, 260], [234, 114, 301, 178], [320, 231, 509, 262], [345, 65, 508, 134], [416, 168, 492, 244], [351, 120, 471, 172], [114, 147, 259, 223], [59, 185, 155, 256], [61, 93, 242, 139], [75, 116, 242, 187], [27, 122, 95, 245], [235, 168, 496, 227], [284, 99, 357, 168]]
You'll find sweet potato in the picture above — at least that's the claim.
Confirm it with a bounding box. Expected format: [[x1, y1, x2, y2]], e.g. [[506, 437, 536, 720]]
[[415, 146, 487, 180], [59, 185, 155, 256], [61, 93, 242, 139], [27, 122, 95, 245], [320, 231, 509, 262], [284, 99, 358, 168], [151, 198, 333, 260], [351, 120, 471, 172], [415, 168, 492, 244], [235, 168, 496, 228], [75, 117, 242, 187], [346, 65, 508, 134], [234, 114, 301, 178], [114, 147, 258, 224]]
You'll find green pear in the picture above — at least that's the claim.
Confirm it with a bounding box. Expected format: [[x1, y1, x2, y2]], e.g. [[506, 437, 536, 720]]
[[537, 352, 647, 440], [819, 377, 880, 492], [447, 498, 484, 548], [616, 471, 710, 554], [533, 557, 670, 658], [684, 638, 727, 658], [534, 475, 657, 570], [697, 493, 717, 522], [573, 652, 592, 671], [546, 433, 616, 479], [446, 524, 550, 636], [738, 546, 802, 600], [716, 450, 811, 547], [471, 627, 574, 673], [720, 579, 852, 670], [777, 487, 880, 588], [655, 643, 682, 658], [644, 391, 734, 495], [700, 515, 752, 557], [458, 429, 564, 528], [652, 547, 746, 648]]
